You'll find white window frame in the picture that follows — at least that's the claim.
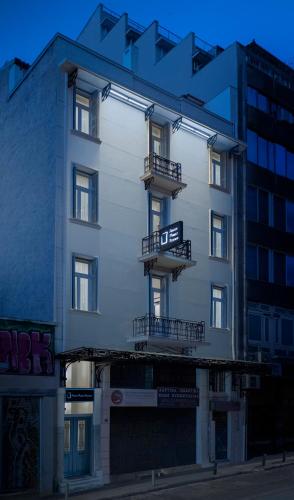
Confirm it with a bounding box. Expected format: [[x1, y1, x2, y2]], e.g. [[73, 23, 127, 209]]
[[72, 255, 98, 312], [73, 165, 98, 224], [209, 150, 227, 190], [75, 90, 90, 135], [211, 284, 227, 329], [210, 211, 228, 260]]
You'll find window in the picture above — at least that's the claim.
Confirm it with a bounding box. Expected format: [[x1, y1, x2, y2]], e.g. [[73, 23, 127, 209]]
[[247, 130, 257, 164], [150, 196, 168, 233], [274, 252, 286, 285], [73, 257, 97, 312], [259, 247, 269, 281], [209, 370, 226, 392], [73, 168, 98, 223], [211, 285, 227, 329], [258, 190, 269, 225], [151, 275, 167, 317], [210, 212, 227, 259], [209, 151, 227, 189], [258, 136, 268, 168], [246, 186, 258, 221], [74, 89, 98, 137], [150, 122, 169, 158], [286, 200, 294, 233], [273, 196, 285, 231], [248, 315, 262, 341], [287, 256, 294, 287], [287, 151, 294, 181], [275, 144, 286, 177], [247, 86, 257, 107], [247, 245, 258, 279], [281, 319, 293, 346]]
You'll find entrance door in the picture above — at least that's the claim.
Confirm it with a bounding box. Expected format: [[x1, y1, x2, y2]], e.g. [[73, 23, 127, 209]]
[[214, 411, 228, 460], [64, 416, 91, 477]]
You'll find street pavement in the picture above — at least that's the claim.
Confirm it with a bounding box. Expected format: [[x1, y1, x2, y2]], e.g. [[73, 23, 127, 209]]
[[130, 464, 294, 499]]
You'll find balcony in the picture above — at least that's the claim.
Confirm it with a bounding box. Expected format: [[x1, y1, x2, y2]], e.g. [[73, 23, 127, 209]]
[[141, 153, 187, 198], [139, 225, 196, 280], [131, 314, 205, 349]]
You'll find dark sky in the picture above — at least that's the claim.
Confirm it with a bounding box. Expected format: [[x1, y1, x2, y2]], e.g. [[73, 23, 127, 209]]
[[1, 0, 293, 68]]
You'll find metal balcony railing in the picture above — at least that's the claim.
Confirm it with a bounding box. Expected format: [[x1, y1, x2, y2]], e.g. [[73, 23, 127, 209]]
[[133, 314, 205, 343], [142, 231, 191, 260], [144, 153, 182, 183]]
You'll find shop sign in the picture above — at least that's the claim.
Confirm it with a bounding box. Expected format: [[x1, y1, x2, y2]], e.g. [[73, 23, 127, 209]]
[[159, 221, 183, 251], [65, 389, 94, 402], [157, 387, 199, 408], [0, 320, 54, 375], [109, 388, 157, 407]]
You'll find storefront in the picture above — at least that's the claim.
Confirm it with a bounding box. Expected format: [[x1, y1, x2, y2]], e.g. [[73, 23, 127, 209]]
[[0, 319, 56, 495]]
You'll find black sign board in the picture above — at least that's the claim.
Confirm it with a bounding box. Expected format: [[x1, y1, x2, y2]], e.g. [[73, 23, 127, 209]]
[[159, 221, 183, 251], [158, 387, 199, 408], [65, 389, 94, 402]]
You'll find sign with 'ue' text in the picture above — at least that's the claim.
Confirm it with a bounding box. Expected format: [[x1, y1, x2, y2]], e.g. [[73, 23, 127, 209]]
[[159, 221, 183, 251]]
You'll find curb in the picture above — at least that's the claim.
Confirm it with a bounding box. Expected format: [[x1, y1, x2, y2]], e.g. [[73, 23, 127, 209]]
[[94, 460, 294, 500]]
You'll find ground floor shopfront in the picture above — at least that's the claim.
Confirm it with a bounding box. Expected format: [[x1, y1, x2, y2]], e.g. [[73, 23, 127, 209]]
[[55, 348, 267, 493]]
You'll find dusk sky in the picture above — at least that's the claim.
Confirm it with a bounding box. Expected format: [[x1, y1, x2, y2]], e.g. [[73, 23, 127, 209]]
[[1, 0, 294, 68]]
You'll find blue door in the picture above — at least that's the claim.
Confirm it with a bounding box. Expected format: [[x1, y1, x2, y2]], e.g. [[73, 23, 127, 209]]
[[64, 416, 91, 477]]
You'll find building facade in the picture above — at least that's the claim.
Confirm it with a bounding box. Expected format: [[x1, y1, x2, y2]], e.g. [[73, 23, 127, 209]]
[[0, 5, 275, 495]]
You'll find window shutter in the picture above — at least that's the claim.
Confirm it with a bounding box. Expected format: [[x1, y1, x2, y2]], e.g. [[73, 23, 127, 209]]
[[220, 152, 227, 189], [90, 90, 99, 138], [72, 255, 76, 308], [73, 84, 77, 130], [91, 259, 98, 311], [162, 123, 170, 159], [91, 172, 99, 223], [72, 166, 77, 218]]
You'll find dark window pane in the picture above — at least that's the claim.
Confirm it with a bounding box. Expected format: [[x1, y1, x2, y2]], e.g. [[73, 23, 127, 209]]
[[268, 142, 275, 172], [247, 245, 258, 279], [281, 319, 293, 346], [287, 256, 294, 287], [259, 190, 269, 225], [275, 144, 286, 176], [246, 186, 258, 221], [247, 87, 257, 107], [247, 130, 257, 164], [286, 201, 294, 233], [258, 136, 268, 168], [258, 93, 269, 113], [248, 315, 262, 341], [274, 252, 286, 285], [259, 247, 269, 281], [273, 196, 286, 231], [287, 151, 294, 181]]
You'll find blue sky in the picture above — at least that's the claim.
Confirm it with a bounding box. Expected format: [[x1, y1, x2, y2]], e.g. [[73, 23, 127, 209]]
[[1, 0, 293, 68]]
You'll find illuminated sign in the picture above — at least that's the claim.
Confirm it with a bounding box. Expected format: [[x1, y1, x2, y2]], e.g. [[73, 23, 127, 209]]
[[65, 389, 94, 402], [159, 221, 183, 251]]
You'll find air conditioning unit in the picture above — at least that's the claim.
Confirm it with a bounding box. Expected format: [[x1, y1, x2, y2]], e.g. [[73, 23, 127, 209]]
[[241, 374, 261, 390]]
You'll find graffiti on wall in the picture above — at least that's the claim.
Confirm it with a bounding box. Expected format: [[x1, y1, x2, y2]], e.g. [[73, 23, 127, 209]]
[[2, 397, 39, 492], [0, 320, 54, 375]]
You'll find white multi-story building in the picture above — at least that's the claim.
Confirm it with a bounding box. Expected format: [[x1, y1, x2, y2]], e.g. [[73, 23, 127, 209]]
[[0, 7, 268, 496]]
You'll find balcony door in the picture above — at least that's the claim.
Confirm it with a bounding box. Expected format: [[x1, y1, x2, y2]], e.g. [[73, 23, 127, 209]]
[[150, 123, 169, 158], [151, 275, 167, 317], [150, 196, 168, 233]]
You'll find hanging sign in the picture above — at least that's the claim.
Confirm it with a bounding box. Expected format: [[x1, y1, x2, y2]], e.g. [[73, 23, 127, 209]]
[[159, 221, 183, 251]]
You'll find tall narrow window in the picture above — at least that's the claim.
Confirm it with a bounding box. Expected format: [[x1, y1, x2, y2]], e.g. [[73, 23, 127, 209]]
[[150, 123, 168, 158], [73, 257, 97, 312], [247, 315, 262, 341], [258, 190, 269, 225], [273, 196, 285, 231], [258, 247, 269, 281], [274, 252, 285, 285], [75, 91, 90, 134], [246, 186, 258, 221], [211, 285, 227, 329], [211, 212, 227, 259], [210, 152, 227, 189], [246, 244, 258, 279], [151, 276, 167, 317], [73, 169, 98, 223], [149, 196, 168, 233], [247, 130, 257, 164]]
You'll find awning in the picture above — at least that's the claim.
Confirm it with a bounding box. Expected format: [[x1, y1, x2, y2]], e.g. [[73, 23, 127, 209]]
[[56, 347, 271, 375]]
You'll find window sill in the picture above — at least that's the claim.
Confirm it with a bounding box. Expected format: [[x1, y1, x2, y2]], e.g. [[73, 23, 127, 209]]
[[209, 255, 230, 263], [209, 183, 230, 194], [69, 218, 101, 230], [70, 308, 101, 316], [209, 327, 231, 333], [71, 129, 102, 144]]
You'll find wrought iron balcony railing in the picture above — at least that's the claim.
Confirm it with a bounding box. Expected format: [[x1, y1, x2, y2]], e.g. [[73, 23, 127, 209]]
[[133, 314, 205, 343], [144, 153, 182, 183], [142, 231, 191, 260]]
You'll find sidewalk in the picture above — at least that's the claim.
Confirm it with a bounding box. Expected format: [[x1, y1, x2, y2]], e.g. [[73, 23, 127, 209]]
[[1, 453, 294, 500]]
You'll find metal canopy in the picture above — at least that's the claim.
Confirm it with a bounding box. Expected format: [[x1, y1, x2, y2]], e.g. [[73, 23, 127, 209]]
[[56, 347, 271, 374]]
